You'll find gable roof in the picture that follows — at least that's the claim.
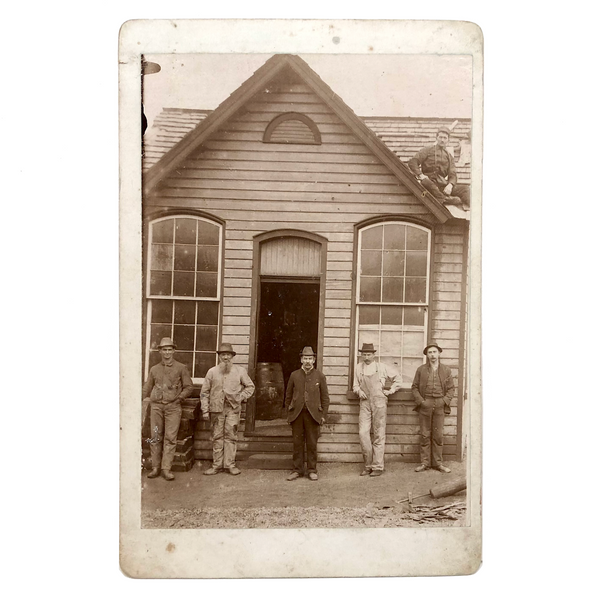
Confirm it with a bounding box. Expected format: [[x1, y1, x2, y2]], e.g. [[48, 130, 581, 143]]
[[143, 54, 466, 222]]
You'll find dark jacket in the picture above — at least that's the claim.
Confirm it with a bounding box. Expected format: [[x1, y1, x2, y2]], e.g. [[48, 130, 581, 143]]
[[411, 362, 455, 414], [285, 367, 330, 424], [142, 360, 193, 404], [408, 144, 458, 187]]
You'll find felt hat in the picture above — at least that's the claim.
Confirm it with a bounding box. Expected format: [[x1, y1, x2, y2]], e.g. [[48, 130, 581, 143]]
[[423, 342, 443, 355], [157, 337, 177, 349], [217, 342, 236, 356], [359, 343, 377, 353], [437, 126, 451, 136], [300, 346, 316, 357]]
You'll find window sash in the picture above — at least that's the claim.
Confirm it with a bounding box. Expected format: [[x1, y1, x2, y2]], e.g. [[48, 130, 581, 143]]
[[145, 216, 223, 382], [146, 216, 223, 301], [355, 222, 431, 387]]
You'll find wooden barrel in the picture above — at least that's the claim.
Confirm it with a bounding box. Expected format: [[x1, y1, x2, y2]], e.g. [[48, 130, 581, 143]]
[[255, 362, 285, 420]]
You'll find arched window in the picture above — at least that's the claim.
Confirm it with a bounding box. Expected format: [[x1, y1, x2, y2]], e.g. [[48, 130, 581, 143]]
[[145, 215, 223, 381], [263, 112, 321, 145], [355, 221, 431, 386]]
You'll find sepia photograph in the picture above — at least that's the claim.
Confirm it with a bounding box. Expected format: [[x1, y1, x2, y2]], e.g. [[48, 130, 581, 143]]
[[120, 19, 482, 577]]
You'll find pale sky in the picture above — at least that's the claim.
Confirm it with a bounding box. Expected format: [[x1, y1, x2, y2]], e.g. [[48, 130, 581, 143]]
[[143, 53, 473, 128]]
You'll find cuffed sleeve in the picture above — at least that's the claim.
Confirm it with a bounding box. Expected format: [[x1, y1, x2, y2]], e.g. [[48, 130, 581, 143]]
[[239, 370, 255, 401], [142, 370, 155, 400], [200, 371, 212, 415], [443, 368, 455, 405], [447, 153, 458, 186], [178, 366, 193, 401], [352, 366, 361, 395], [320, 372, 330, 420], [411, 367, 425, 405], [385, 365, 402, 395], [284, 374, 295, 411], [408, 148, 428, 177]]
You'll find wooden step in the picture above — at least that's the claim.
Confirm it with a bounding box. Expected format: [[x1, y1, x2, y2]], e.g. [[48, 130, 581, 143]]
[[244, 453, 293, 470]]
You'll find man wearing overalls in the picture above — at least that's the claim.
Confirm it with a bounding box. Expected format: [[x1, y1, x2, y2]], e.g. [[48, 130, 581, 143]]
[[353, 343, 401, 477]]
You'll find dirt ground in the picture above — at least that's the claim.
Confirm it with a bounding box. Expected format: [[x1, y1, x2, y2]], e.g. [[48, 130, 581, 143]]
[[142, 460, 468, 529]]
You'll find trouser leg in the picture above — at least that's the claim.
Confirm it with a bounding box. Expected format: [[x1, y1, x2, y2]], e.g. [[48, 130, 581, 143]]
[[149, 403, 165, 469], [305, 412, 320, 474], [223, 405, 241, 470], [419, 403, 434, 466], [370, 398, 388, 471], [452, 183, 470, 207], [420, 176, 447, 200], [210, 411, 226, 470], [358, 400, 373, 469], [431, 399, 445, 468], [291, 410, 306, 474], [161, 402, 182, 471]]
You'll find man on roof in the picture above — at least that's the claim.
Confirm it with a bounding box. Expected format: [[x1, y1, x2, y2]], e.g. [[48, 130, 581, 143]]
[[201, 343, 255, 476], [142, 337, 193, 481], [408, 126, 470, 211]]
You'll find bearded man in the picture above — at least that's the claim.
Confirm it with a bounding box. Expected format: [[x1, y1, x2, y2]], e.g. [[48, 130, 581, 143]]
[[200, 343, 255, 476]]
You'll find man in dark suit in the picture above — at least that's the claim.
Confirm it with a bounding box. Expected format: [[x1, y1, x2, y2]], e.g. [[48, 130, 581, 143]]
[[284, 346, 330, 481]]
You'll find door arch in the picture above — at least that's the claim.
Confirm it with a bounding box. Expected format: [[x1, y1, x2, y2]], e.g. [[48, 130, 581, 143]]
[[246, 230, 328, 430]]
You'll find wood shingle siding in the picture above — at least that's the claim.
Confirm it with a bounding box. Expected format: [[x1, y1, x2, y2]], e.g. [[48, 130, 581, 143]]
[[144, 62, 469, 464]]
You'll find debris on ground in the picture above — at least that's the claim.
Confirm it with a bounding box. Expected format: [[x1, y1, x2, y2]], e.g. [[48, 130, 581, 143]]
[[403, 501, 466, 523], [142, 502, 466, 529]]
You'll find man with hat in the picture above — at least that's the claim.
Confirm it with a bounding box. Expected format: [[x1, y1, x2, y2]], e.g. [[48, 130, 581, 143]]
[[201, 343, 255, 476], [407, 126, 471, 210], [353, 343, 401, 477], [284, 346, 330, 481], [411, 342, 455, 473], [142, 337, 193, 481]]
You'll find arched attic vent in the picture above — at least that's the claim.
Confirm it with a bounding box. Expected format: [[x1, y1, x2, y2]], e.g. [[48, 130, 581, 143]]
[[263, 112, 322, 145]]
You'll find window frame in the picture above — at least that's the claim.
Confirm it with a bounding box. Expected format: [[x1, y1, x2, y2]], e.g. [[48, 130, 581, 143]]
[[353, 220, 432, 390], [144, 214, 224, 384], [263, 112, 322, 145]]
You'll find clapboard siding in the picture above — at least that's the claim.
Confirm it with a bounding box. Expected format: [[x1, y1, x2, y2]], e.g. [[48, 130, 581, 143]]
[[427, 222, 467, 454], [147, 79, 466, 463]]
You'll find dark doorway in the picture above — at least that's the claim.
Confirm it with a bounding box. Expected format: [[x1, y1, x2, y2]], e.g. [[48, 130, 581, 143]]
[[257, 280, 320, 386], [255, 280, 320, 422]]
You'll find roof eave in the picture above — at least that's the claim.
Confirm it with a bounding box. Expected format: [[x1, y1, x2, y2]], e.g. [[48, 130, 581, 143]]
[[143, 55, 290, 197], [283, 56, 452, 223]]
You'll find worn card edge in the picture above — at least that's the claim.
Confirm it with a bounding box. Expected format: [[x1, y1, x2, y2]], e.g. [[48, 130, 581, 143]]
[[118, 18, 483, 579]]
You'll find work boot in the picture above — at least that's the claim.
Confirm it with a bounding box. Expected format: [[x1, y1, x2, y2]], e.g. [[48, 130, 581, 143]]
[[414, 464, 429, 472], [436, 464, 451, 473], [146, 468, 161, 479], [162, 470, 175, 481], [369, 470, 383, 477], [286, 472, 302, 481], [360, 468, 372, 477], [228, 466, 241, 476], [308, 472, 318, 481], [204, 467, 221, 476]]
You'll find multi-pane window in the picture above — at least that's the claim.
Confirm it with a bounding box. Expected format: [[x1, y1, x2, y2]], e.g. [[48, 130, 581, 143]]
[[145, 216, 222, 381], [356, 222, 431, 386]]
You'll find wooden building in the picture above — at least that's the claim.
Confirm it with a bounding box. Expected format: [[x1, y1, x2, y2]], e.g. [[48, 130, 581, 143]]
[[142, 54, 471, 465]]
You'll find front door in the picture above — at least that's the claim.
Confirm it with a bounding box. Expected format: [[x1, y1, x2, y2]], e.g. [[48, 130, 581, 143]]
[[247, 233, 325, 432], [257, 279, 320, 394]]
